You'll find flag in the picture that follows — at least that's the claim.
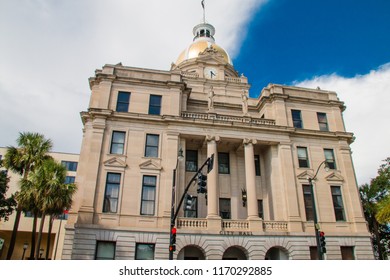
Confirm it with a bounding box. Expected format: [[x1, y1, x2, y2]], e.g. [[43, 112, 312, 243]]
[[201, 0, 205, 9]]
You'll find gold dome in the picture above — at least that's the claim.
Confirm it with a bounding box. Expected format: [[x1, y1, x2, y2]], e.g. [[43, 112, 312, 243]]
[[176, 40, 232, 65], [176, 22, 232, 66]]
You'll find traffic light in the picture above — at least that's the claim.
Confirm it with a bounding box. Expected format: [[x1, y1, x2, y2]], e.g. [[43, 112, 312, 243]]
[[207, 154, 214, 173], [169, 227, 177, 252], [184, 194, 194, 210], [197, 173, 207, 194], [320, 231, 326, 254]]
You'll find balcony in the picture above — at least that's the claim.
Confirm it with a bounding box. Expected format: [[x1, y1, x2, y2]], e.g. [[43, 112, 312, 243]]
[[177, 218, 288, 233], [181, 112, 276, 126]]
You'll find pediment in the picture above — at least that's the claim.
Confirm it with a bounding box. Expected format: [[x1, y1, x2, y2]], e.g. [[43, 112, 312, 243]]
[[325, 172, 344, 182], [139, 159, 162, 171], [297, 170, 314, 180], [103, 157, 127, 169]]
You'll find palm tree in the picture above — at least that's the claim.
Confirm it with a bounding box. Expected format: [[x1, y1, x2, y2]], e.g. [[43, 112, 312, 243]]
[[19, 159, 76, 260], [377, 195, 390, 224], [2, 132, 52, 259]]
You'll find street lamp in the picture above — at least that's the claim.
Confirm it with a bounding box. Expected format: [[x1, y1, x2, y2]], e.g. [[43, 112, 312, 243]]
[[21, 242, 28, 260], [39, 248, 44, 260], [169, 147, 184, 260], [308, 160, 329, 260]]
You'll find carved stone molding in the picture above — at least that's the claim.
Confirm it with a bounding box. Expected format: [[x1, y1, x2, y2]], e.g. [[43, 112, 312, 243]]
[[243, 138, 257, 146], [206, 135, 220, 142], [103, 157, 127, 169]]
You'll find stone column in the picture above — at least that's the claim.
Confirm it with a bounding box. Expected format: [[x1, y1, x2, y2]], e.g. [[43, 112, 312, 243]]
[[206, 135, 221, 233], [243, 139, 259, 219], [206, 135, 219, 218]]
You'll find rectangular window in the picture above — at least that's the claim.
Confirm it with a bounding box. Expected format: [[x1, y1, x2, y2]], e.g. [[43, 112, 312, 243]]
[[297, 147, 310, 168], [110, 131, 126, 155], [141, 175, 156, 215], [144, 134, 159, 158], [116, 91, 131, 112], [219, 198, 231, 219], [103, 173, 121, 213], [303, 184, 314, 221], [185, 150, 198, 172], [61, 161, 78, 172], [148, 95, 162, 115], [64, 176, 75, 184], [324, 149, 337, 169], [254, 155, 261, 176], [341, 246, 355, 260], [258, 200, 264, 219], [317, 112, 329, 131], [135, 243, 155, 260], [184, 196, 197, 218], [218, 152, 230, 174], [291, 109, 303, 128], [331, 186, 346, 221], [310, 246, 319, 260], [95, 241, 116, 260]]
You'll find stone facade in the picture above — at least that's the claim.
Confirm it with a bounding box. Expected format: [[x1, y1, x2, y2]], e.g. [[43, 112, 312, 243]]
[[62, 21, 374, 260]]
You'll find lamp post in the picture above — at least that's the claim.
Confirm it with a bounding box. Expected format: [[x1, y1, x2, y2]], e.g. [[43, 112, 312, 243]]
[[308, 160, 329, 260], [169, 148, 184, 260], [21, 242, 28, 260], [39, 248, 44, 260]]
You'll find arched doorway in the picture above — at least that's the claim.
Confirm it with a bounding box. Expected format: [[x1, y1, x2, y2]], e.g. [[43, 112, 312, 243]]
[[177, 245, 205, 260], [265, 247, 289, 260], [222, 246, 247, 260]]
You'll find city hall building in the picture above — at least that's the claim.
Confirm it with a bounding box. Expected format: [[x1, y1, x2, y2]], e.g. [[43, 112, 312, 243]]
[[62, 17, 374, 260]]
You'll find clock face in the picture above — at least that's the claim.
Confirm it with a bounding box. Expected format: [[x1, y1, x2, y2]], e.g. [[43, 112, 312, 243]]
[[204, 67, 218, 79]]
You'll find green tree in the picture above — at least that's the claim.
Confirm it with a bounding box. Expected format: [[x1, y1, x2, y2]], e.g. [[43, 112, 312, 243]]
[[20, 159, 76, 260], [359, 157, 390, 260], [2, 132, 52, 259], [0, 162, 17, 222]]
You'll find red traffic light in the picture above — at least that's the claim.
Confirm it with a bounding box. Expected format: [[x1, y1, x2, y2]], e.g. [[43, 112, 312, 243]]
[[171, 227, 177, 235], [320, 231, 325, 237]]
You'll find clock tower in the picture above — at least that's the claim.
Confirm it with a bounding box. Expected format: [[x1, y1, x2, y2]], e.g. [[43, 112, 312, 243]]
[[172, 20, 240, 81]]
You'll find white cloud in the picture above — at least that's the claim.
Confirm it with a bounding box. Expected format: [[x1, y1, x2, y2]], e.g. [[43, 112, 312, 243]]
[[0, 0, 266, 153], [295, 63, 390, 185]]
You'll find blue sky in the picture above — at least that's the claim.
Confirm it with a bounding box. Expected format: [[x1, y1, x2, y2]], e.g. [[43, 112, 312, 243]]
[[235, 0, 390, 96], [0, 0, 389, 185]]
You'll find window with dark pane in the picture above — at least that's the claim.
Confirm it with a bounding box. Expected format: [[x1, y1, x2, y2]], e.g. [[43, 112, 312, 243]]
[[116, 91, 130, 112], [218, 152, 230, 174], [254, 155, 261, 176], [219, 198, 231, 219], [95, 241, 116, 260], [291, 109, 303, 128], [141, 175, 156, 215], [148, 95, 162, 115], [317, 112, 329, 131], [103, 173, 121, 213], [135, 243, 155, 260], [331, 186, 346, 221], [144, 134, 159, 157], [324, 149, 337, 170], [185, 150, 198, 172], [110, 131, 126, 154], [61, 161, 78, 171], [297, 147, 310, 168], [303, 184, 314, 221]]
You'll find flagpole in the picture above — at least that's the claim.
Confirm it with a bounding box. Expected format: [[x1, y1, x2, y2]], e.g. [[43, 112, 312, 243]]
[[201, 0, 205, 23]]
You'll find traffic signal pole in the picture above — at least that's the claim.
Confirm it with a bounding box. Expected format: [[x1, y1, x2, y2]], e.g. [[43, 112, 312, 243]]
[[169, 154, 214, 259]]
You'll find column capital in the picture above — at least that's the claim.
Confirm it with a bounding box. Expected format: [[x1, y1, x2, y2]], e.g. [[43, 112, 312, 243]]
[[206, 135, 220, 142], [243, 138, 257, 146]]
